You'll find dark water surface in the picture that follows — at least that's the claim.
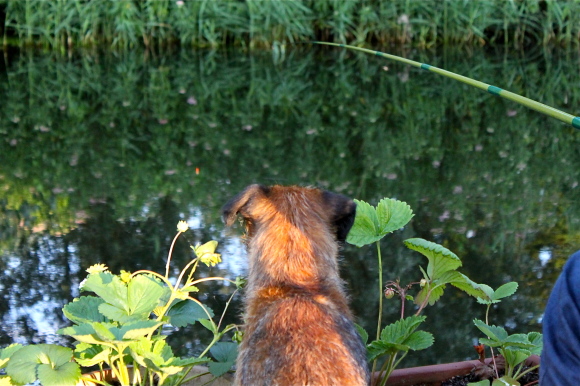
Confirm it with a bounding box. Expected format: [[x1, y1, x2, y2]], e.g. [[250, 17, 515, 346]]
[[1, 46, 579, 367]]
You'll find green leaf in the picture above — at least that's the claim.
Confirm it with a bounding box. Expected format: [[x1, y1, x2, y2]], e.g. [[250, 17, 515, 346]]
[[477, 282, 518, 305], [376, 198, 414, 234], [468, 381, 491, 386], [37, 362, 81, 386], [473, 319, 508, 343], [129, 338, 174, 370], [354, 323, 368, 345], [414, 283, 445, 306], [234, 276, 247, 289], [81, 272, 128, 311], [0, 344, 23, 368], [6, 344, 80, 386], [208, 342, 237, 377], [479, 338, 504, 348], [93, 322, 118, 341], [167, 300, 213, 328], [58, 323, 104, 345], [404, 238, 461, 279], [63, 296, 108, 324], [380, 315, 426, 344], [404, 330, 434, 351], [198, 318, 217, 334], [367, 341, 408, 361], [448, 273, 488, 300], [171, 357, 210, 367], [477, 284, 496, 304], [527, 332, 543, 355], [417, 270, 475, 306], [493, 282, 518, 301], [500, 348, 529, 369], [210, 342, 238, 363], [194, 240, 219, 256], [492, 377, 519, 386], [504, 334, 533, 346], [97, 274, 168, 323], [120, 320, 163, 340], [346, 200, 380, 247], [73, 343, 111, 367], [346, 199, 413, 247]]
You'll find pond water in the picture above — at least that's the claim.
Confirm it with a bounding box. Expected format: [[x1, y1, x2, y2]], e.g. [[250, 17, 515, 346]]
[[1, 46, 579, 368]]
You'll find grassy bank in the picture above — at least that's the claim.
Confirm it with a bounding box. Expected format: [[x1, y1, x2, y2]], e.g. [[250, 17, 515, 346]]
[[1, 0, 579, 50]]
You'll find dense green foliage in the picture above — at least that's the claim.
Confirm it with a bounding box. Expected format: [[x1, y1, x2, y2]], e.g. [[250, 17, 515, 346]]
[[2, 0, 580, 49]]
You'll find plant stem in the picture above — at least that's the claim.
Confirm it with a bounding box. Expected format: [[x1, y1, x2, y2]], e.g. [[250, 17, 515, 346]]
[[217, 288, 239, 330], [485, 304, 500, 379], [371, 240, 384, 378], [375, 356, 391, 386], [77, 377, 110, 386], [165, 231, 182, 278]]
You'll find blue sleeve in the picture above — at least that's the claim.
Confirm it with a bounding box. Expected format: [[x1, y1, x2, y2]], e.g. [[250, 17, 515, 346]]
[[541, 250, 580, 385]]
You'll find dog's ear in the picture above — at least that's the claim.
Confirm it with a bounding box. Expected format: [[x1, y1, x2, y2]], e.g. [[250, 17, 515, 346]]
[[222, 184, 270, 227], [322, 191, 357, 242]]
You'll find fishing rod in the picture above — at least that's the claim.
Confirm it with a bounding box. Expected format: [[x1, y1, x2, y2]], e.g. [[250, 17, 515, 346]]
[[311, 42, 580, 130]]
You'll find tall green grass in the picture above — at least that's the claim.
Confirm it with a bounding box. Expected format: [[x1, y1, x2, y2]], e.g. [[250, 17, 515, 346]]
[[2, 0, 580, 49]]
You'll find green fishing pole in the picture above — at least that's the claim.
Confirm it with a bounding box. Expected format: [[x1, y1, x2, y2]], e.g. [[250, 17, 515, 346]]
[[312, 42, 580, 130]]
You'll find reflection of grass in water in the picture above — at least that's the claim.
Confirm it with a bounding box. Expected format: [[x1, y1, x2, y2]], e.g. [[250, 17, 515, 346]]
[[1, 48, 579, 236], [3, 0, 580, 49]]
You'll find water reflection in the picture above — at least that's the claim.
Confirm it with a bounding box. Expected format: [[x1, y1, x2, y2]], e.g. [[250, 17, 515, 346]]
[[1, 47, 579, 366]]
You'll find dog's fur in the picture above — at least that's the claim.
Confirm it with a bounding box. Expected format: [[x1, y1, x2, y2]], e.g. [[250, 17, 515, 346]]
[[222, 184, 369, 386]]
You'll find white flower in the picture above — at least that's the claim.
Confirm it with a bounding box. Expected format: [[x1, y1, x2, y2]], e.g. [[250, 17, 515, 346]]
[[177, 220, 189, 233]]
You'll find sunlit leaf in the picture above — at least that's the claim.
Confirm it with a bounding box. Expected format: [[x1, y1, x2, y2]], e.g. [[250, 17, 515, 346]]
[[96, 274, 168, 323], [0, 375, 15, 386], [37, 362, 80, 386], [6, 344, 80, 386], [194, 240, 218, 257], [58, 323, 104, 345], [63, 296, 108, 324], [73, 343, 111, 367], [120, 321, 163, 340], [0, 344, 23, 368], [81, 272, 127, 311]]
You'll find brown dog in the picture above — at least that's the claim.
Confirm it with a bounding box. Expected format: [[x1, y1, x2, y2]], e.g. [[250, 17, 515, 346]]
[[222, 184, 369, 386]]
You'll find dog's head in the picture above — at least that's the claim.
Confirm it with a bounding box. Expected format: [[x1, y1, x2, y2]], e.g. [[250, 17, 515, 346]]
[[222, 184, 356, 242]]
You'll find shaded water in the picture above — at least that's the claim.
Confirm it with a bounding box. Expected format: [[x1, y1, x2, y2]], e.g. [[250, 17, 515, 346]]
[[1, 46, 579, 367]]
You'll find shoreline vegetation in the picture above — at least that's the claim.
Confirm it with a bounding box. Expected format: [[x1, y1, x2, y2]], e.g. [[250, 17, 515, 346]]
[[1, 0, 580, 51]]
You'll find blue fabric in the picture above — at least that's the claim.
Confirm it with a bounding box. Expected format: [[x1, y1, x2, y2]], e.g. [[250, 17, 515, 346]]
[[541, 250, 580, 385]]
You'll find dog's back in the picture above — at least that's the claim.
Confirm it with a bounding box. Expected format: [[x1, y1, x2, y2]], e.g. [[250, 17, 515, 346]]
[[223, 185, 369, 386]]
